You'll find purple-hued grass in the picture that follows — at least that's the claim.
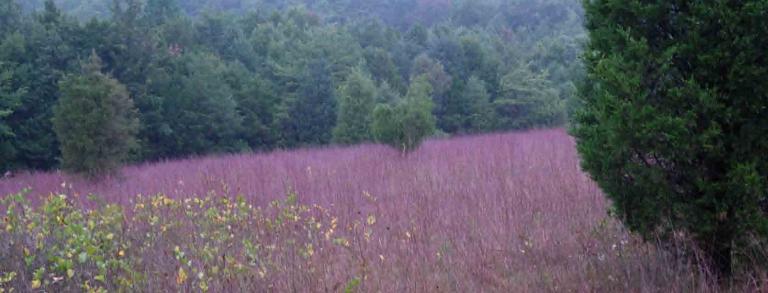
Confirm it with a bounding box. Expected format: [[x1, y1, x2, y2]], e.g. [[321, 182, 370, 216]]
[[0, 129, 735, 291]]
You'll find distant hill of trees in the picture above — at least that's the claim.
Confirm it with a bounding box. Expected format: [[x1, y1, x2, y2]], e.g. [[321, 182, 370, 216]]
[[0, 0, 585, 173]]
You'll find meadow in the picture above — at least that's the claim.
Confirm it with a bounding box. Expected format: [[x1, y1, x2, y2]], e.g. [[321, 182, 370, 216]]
[[0, 129, 725, 291]]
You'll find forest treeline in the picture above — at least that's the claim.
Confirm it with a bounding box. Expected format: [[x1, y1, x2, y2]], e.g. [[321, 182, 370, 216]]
[[0, 0, 585, 172]]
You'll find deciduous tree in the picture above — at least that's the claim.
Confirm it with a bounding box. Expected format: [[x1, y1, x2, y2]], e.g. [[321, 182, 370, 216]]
[[333, 67, 377, 144], [371, 75, 435, 152]]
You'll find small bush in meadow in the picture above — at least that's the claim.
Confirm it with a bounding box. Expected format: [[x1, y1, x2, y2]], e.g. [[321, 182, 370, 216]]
[[371, 75, 436, 152]]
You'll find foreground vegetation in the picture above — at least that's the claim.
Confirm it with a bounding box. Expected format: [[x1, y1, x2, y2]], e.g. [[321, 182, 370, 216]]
[[2, 130, 764, 291], [2, 191, 378, 292]]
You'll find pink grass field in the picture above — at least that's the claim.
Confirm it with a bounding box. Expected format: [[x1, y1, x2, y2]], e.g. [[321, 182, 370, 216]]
[[0, 129, 726, 291]]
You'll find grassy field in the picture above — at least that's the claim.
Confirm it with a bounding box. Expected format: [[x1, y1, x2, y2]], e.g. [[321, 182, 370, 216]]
[[0, 129, 731, 291]]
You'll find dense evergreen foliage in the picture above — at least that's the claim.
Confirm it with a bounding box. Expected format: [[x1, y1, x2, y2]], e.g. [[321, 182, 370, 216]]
[[53, 52, 139, 178], [0, 0, 585, 172], [574, 0, 768, 277]]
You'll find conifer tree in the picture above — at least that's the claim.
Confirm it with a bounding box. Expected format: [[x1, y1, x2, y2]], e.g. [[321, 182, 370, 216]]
[[574, 0, 768, 277], [53, 52, 139, 178]]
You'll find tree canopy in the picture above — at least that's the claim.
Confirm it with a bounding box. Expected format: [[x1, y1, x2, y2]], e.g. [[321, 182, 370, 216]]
[[1, 0, 586, 172], [333, 67, 377, 145]]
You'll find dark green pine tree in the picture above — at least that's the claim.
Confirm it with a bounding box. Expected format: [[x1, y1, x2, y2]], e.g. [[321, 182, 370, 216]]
[[574, 0, 768, 277], [333, 67, 377, 145], [52, 52, 139, 178]]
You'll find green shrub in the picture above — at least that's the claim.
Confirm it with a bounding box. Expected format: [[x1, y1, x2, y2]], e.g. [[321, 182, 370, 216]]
[[371, 75, 436, 152]]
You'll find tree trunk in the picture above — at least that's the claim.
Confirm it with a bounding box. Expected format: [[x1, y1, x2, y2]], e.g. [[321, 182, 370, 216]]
[[707, 226, 734, 281], [711, 243, 732, 280]]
